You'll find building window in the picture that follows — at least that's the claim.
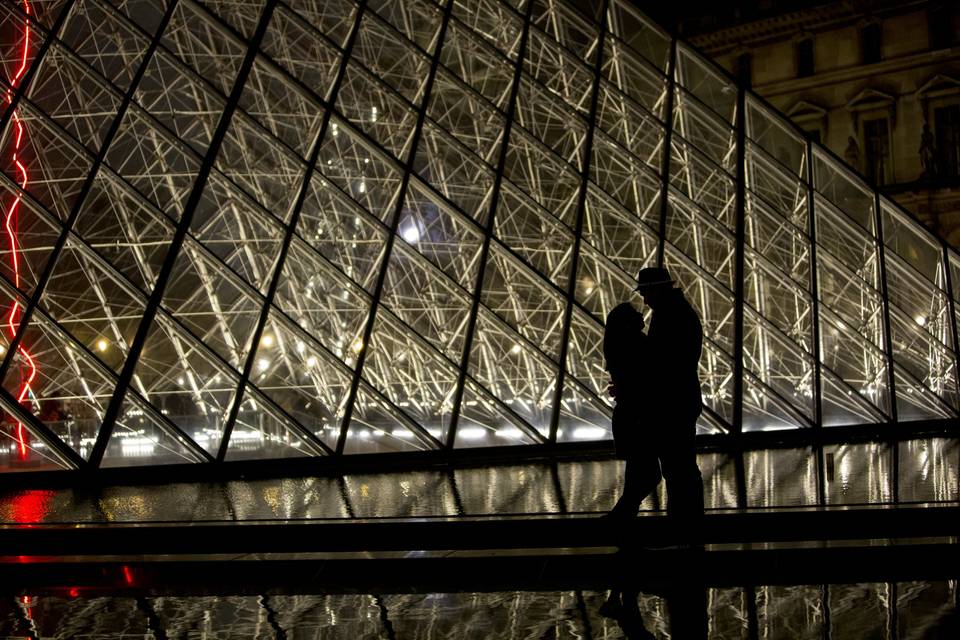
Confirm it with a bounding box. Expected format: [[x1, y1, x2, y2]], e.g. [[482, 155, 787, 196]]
[[935, 104, 960, 180], [928, 4, 955, 50], [862, 22, 881, 64], [796, 37, 814, 78], [863, 117, 891, 186]]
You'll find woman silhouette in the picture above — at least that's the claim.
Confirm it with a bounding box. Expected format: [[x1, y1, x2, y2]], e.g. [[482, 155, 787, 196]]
[[603, 302, 661, 518]]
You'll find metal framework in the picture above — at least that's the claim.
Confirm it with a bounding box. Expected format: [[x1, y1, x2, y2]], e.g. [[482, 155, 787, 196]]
[[0, 0, 958, 473]]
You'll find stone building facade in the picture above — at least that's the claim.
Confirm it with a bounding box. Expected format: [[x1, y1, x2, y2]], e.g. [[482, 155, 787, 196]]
[[679, 1, 960, 244]]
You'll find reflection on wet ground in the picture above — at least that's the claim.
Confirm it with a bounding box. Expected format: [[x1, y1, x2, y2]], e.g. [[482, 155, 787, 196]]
[[0, 439, 956, 524], [0, 581, 956, 638]]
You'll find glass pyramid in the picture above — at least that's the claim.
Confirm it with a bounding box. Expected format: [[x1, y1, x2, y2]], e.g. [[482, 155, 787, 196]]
[[0, 0, 956, 472]]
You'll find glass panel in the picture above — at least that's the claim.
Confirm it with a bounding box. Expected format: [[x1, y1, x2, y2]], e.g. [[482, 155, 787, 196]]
[[159, 1, 245, 96], [428, 68, 505, 165], [104, 105, 200, 219], [480, 243, 566, 360], [594, 85, 663, 170], [606, 0, 671, 72], [190, 174, 286, 293], [380, 239, 472, 361], [744, 447, 818, 507], [601, 36, 668, 117], [130, 312, 240, 456], [414, 121, 496, 222], [261, 6, 343, 101], [285, 0, 357, 49], [663, 243, 735, 353], [493, 182, 574, 289], [452, 0, 524, 62], [140, 61, 222, 169], [73, 172, 174, 293], [274, 237, 372, 368], [368, 0, 443, 54], [202, 0, 266, 39], [531, 0, 599, 65], [514, 75, 588, 166], [247, 309, 352, 451], [589, 136, 662, 224], [40, 243, 144, 373], [60, 1, 153, 91], [555, 378, 611, 443], [362, 311, 458, 444], [468, 308, 556, 438], [503, 128, 581, 226], [823, 442, 891, 504], [745, 145, 808, 226], [523, 28, 595, 117], [575, 243, 642, 320], [3, 102, 94, 221], [337, 59, 418, 161], [352, 11, 430, 105], [675, 44, 736, 124], [745, 95, 807, 181], [295, 173, 389, 293], [819, 309, 889, 417], [668, 140, 737, 230], [454, 379, 538, 448], [101, 393, 203, 467], [0, 177, 62, 297], [0, 392, 70, 471], [225, 386, 320, 460], [161, 240, 261, 370], [898, 438, 958, 503], [317, 116, 403, 223], [344, 382, 434, 454], [0, 307, 113, 464], [812, 147, 875, 232], [820, 365, 886, 426], [30, 44, 122, 153], [881, 199, 943, 284], [440, 20, 515, 110], [564, 306, 609, 406]]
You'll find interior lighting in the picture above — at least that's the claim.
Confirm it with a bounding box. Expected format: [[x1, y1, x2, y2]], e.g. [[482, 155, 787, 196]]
[[400, 222, 420, 244], [510, 343, 522, 354], [261, 334, 274, 348], [97, 339, 108, 352], [572, 426, 606, 440], [459, 427, 485, 439], [306, 355, 318, 367], [915, 315, 927, 327]]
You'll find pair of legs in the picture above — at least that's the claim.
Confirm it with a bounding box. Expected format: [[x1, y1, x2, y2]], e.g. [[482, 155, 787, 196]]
[[610, 416, 704, 531]]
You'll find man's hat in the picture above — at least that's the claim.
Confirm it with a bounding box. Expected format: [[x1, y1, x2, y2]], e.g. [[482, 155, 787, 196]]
[[635, 266, 674, 290]]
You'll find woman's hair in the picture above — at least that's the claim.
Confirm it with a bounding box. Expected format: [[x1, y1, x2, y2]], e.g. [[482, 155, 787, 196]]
[[604, 302, 644, 347]]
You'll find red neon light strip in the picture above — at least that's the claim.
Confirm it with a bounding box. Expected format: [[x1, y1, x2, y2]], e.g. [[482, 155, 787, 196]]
[[4, 0, 37, 457]]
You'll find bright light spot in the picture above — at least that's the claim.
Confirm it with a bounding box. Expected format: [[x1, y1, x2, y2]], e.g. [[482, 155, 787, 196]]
[[0, 345, 6, 354], [400, 223, 420, 244], [358, 180, 366, 193], [351, 339, 364, 353], [97, 339, 108, 352], [261, 334, 274, 348], [459, 427, 486, 440], [370, 106, 378, 122], [392, 428, 415, 438], [915, 315, 927, 327], [510, 344, 522, 355], [332, 123, 339, 136], [176, 377, 185, 386], [306, 355, 318, 367], [296, 341, 306, 354], [497, 427, 524, 439], [257, 358, 270, 372], [572, 426, 606, 440]]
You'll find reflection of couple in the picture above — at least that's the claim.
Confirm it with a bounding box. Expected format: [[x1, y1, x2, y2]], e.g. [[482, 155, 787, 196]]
[[603, 267, 704, 529]]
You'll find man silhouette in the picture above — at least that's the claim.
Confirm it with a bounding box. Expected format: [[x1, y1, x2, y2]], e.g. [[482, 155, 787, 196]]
[[635, 267, 704, 538]]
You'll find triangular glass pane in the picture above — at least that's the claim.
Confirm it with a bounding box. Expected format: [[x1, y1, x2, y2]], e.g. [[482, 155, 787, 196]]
[[262, 6, 344, 101], [820, 366, 886, 427], [556, 379, 612, 443], [101, 393, 203, 468], [494, 182, 574, 289], [468, 308, 557, 438], [565, 306, 611, 407], [73, 171, 175, 293], [742, 375, 809, 432], [380, 237, 472, 362], [247, 308, 351, 451], [0, 393, 71, 472], [345, 382, 434, 454], [455, 379, 539, 448], [338, 59, 417, 161], [0, 306, 115, 463], [590, 137, 662, 221], [583, 183, 660, 277], [0, 178, 61, 297], [41, 243, 144, 373], [440, 20, 516, 109], [161, 240, 261, 370], [131, 313, 240, 456], [894, 366, 956, 422], [575, 243, 644, 319], [700, 342, 735, 426], [503, 128, 581, 225], [362, 311, 458, 443], [696, 410, 727, 436], [595, 80, 665, 168], [225, 386, 322, 461], [414, 121, 496, 221], [819, 310, 889, 416], [429, 68, 505, 165], [274, 237, 373, 368], [481, 243, 567, 360]]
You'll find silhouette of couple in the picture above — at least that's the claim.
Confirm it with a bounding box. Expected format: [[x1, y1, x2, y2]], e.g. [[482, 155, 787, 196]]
[[603, 266, 704, 530]]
